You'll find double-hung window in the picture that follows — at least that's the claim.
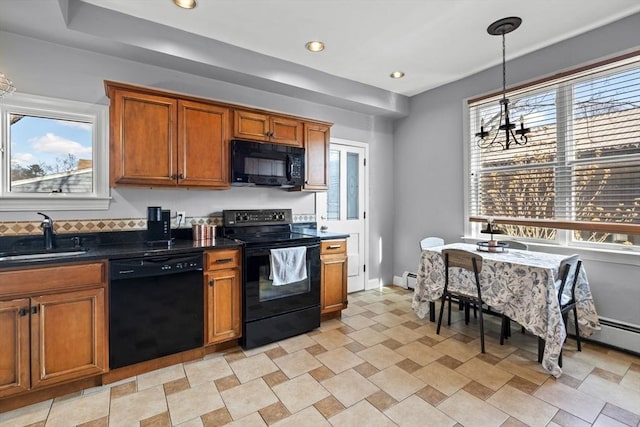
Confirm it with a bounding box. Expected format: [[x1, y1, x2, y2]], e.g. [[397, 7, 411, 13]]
[[468, 53, 640, 250]]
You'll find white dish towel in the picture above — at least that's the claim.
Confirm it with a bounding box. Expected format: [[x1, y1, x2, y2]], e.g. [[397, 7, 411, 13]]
[[269, 246, 308, 286]]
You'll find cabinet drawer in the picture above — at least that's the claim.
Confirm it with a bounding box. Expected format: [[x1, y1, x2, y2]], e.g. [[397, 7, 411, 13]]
[[321, 240, 346, 254], [205, 249, 241, 271], [0, 261, 107, 297]]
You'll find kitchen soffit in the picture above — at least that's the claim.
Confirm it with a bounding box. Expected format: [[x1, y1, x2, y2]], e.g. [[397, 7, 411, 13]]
[[77, 0, 640, 97]]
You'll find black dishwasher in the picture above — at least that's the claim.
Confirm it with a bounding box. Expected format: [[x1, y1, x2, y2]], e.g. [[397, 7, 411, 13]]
[[109, 253, 204, 369]]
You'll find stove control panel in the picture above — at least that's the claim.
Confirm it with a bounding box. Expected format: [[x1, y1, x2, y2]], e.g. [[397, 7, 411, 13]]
[[223, 209, 293, 226]]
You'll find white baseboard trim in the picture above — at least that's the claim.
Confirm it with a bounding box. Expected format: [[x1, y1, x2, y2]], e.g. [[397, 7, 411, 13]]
[[393, 275, 406, 288], [366, 278, 381, 290]]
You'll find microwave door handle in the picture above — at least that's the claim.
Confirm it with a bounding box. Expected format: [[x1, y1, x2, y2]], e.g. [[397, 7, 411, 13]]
[[286, 154, 293, 180]]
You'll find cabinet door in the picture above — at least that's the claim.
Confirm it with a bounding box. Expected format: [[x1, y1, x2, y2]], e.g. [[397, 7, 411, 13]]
[[178, 100, 230, 188], [270, 116, 303, 147], [30, 288, 106, 389], [233, 110, 270, 142], [320, 243, 348, 314], [110, 89, 177, 186], [0, 299, 30, 398], [304, 123, 330, 190], [205, 269, 241, 345]]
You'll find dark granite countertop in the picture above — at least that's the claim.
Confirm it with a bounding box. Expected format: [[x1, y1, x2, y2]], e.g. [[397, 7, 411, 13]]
[[0, 229, 241, 269], [292, 224, 349, 240]]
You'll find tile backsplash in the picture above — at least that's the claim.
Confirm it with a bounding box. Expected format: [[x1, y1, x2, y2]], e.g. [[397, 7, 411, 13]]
[[0, 214, 316, 237]]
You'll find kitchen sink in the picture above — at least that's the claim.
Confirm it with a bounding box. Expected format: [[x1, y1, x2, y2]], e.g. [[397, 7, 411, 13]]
[[0, 249, 87, 262]]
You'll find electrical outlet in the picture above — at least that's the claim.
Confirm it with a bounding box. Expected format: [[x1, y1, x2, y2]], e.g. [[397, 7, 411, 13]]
[[176, 211, 186, 226]]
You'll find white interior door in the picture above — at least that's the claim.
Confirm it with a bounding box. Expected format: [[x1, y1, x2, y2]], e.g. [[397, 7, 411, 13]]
[[316, 141, 367, 293]]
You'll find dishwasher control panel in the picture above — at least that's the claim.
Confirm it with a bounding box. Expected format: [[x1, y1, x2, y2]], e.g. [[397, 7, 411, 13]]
[[110, 253, 203, 280]]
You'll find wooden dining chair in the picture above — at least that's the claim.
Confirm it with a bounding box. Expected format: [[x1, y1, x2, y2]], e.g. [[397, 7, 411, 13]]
[[436, 249, 486, 353], [538, 255, 583, 366]]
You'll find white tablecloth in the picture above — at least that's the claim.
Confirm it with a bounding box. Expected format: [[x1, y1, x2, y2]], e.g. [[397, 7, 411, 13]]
[[411, 243, 600, 377]]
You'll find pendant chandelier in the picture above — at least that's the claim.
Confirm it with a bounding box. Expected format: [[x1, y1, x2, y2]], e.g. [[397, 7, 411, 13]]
[[476, 17, 530, 150]]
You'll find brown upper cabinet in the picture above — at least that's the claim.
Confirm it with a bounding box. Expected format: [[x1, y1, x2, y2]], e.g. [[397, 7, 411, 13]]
[[233, 109, 303, 147], [304, 123, 330, 191], [105, 81, 332, 191], [106, 81, 230, 189]]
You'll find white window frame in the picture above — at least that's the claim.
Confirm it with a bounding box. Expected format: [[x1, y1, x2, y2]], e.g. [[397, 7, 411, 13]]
[[465, 55, 640, 253], [0, 93, 110, 211]]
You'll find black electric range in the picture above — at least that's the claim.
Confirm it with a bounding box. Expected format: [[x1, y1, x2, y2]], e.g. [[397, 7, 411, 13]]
[[222, 209, 321, 349]]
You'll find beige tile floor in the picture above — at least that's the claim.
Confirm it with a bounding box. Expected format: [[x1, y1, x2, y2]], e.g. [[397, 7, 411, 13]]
[[2, 285, 640, 427]]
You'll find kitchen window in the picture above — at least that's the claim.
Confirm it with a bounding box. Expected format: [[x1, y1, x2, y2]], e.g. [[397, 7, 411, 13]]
[[468, 52, 640, 250], [0, 93, 109, 211]]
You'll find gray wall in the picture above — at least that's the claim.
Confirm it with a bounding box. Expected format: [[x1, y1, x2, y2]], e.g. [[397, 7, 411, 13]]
[[0, 30, 395, 284], [393, 12, 640, 328]]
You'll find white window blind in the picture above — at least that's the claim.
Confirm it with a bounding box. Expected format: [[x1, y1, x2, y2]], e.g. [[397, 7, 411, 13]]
[[468, 53, 640, 248]]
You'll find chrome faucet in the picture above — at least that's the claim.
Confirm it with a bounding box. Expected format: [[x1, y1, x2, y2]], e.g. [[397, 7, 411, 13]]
[[37, 212, 55, 250]]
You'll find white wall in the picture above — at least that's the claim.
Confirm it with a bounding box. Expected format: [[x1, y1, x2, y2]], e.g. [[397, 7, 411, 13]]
[[393, 12, 640, 343]]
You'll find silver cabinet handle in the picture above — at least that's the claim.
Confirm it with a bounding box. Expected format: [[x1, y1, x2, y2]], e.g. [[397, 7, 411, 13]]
[[327, 245, 342, 249]]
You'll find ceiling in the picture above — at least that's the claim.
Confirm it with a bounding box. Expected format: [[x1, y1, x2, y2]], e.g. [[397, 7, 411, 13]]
[[79, 0, 640, 96], [1, 0, 640, 117]]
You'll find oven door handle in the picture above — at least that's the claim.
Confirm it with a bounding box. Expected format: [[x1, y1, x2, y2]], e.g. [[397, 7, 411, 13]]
[[245, 242, 319, 256]]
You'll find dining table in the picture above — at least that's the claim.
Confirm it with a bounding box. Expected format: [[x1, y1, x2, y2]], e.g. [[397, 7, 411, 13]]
[[411, 242, 601, 377]]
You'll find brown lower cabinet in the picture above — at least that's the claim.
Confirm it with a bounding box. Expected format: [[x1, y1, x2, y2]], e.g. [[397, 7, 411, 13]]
[[0, 261, 108, 399], [320, 239, 348, 315], [204, 248, 242, 345]]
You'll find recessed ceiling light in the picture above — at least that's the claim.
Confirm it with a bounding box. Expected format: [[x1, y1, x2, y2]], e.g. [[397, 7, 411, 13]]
[[390, 71, 405, 79], [305, 41, 325, 52], [173, 0, 197, 9]]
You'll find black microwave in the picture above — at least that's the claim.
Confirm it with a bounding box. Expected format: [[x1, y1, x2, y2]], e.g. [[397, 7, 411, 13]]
[[231, 139, 305, 188]]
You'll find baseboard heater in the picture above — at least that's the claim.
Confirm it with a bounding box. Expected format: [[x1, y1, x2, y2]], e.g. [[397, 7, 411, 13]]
[[405, 272, 417, 289], [598, 317, 640, 334], [575, 317, 640, 357]]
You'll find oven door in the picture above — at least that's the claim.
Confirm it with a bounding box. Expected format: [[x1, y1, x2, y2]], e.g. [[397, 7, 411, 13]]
[[243, 241, 320, 321]]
